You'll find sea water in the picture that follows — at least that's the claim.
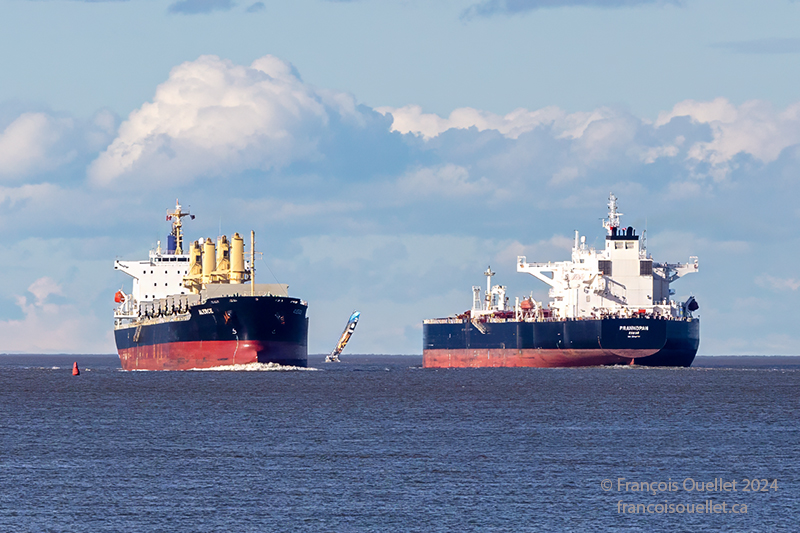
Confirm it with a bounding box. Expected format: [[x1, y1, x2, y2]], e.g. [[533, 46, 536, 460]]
[[0, 355, 798, 532]]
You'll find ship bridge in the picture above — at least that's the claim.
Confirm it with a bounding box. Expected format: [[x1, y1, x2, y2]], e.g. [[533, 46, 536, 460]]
[[114, 200, 266, 321], [517, 193, 698, 320]]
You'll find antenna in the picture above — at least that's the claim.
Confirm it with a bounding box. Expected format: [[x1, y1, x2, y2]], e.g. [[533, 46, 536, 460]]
[[484, 266, 495, 303], [602, 192, 622, 236], [165, 199, 195, 255], [643, 218, 648, 256]]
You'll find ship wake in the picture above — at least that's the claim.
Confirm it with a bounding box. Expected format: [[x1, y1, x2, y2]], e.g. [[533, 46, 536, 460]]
[[192, 362, 318, 372]]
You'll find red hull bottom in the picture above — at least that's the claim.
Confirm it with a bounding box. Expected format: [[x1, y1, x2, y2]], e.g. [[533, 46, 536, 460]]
[[422, 348, 659, 368], [118, 340, 306, 371]]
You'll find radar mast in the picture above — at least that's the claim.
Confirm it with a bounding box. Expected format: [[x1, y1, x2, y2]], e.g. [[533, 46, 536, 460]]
[[166, 199, 195, 255], [602, 193, 622, 236]]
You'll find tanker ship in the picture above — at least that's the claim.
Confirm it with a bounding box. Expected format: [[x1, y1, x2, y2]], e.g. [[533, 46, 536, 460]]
[[423, 194, 700, 368], [113, 201, 308, 370]]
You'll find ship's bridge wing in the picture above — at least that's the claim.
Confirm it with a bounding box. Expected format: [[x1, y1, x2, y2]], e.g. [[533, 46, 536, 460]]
[[114, 260, 142, 279], [654, 256, 699, 283], [517, 256, 595, 288]]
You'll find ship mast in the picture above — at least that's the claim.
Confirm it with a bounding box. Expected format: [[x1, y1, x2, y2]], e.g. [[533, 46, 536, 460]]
[[166, 199, 195, 255], [602, 193, 622, 236], [485, 266, 495, 309]]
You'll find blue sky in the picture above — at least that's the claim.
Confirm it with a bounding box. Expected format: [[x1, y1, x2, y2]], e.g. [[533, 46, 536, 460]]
[[1, 0, 799, 354]]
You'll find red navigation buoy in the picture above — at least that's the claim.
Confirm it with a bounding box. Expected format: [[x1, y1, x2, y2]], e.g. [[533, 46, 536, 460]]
[[72, 362, 80, 376]]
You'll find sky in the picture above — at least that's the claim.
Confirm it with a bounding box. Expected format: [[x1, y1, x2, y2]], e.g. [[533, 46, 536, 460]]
[[1, 0, 799, 355]]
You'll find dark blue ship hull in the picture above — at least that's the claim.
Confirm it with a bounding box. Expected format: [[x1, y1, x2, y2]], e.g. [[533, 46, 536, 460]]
[[115, 296, 308, 370], [423, 317, 699, 368]]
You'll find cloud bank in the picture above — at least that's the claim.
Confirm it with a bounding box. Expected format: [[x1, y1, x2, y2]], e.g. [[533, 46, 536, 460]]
[[88, 55, 399, 187], [5, 54, 800, 354]]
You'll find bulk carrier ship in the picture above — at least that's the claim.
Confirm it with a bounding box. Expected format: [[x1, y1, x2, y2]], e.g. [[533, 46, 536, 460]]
[[113, 201, 308, 370], [423, 194, 699, 368]]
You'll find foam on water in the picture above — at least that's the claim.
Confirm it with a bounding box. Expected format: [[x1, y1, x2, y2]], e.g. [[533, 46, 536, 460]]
[[126, 363, 318, 371], [192, 362, 318, 371]]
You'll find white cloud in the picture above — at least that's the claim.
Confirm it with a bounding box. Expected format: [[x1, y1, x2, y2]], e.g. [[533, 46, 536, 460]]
[[656, 97, 800, 167], [88, 54, 370, 186], [381, 98, 800, 186], [396, 164, 491, 197], [0, 277, 108, 353], [0, 113, 76, 178], [27, 277, 63, 305], [5, 53, 800, 356], [640, 138, 682, 164], [377, 104, 615, 140], [0, 183, 60, 207]]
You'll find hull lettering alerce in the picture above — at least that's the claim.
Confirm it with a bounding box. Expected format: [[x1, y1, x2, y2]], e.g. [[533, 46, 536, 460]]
[[113, 200, 308, 370], [423, 194, 700, 368]]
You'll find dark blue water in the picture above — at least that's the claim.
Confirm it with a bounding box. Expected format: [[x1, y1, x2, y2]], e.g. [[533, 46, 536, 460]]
[[1, 355, 798, 532]]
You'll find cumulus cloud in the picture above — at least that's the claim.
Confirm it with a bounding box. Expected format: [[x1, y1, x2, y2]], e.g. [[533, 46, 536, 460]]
[[656, 97, 800, 175], [0, 277, 105, 353], [463, 0, 680, 18], [0, 108, 118, 183], [88, 54, 394, 186], [378, 104, 612, 140], [395, 164, 492, 198], [0, 183, 59, 208], [379, 97, 800, 185], [26, 277, 63, 306], [0, 113, 76, 179], [7, 52, 800, 355]]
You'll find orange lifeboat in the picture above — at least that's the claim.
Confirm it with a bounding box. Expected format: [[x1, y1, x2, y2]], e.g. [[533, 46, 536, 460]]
[[114, 290, 125, 303]]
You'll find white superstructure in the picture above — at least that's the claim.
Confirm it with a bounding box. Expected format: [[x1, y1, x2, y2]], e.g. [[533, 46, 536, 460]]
[[516, 193, 698, 320], [112, 200, 277, 322], [471, 266, 508, 317], [114, 250, 192, 302], [113, 201, 197, 310]]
